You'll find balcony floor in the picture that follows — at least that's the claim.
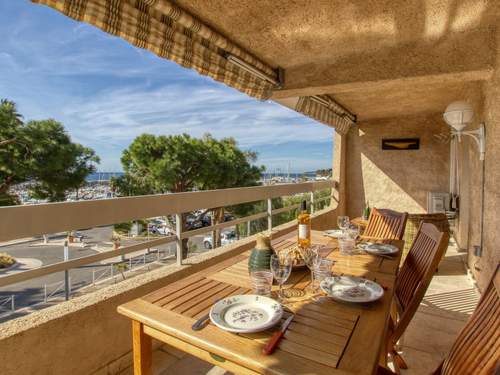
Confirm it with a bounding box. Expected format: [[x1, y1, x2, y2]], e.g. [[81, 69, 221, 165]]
[[114, 239, 478, 375]]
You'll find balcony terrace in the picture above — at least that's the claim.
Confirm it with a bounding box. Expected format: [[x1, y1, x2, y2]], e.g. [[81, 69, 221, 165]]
[[1, 0, 500, 374]]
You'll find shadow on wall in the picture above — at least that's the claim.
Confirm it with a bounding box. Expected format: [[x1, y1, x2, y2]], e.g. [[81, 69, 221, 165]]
[[287, 0, 497, 88], [347, 113, 451, 217]]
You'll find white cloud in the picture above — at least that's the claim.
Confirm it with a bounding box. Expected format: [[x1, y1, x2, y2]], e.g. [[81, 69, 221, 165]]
[[1, 1, 334, 172], [62, 84, 333, 150]]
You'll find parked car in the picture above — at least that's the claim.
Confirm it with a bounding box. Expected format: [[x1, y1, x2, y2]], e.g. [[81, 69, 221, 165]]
[[186, 213, 234, 229], [148, 223, 174, 236], [203, 231, 237, 249]]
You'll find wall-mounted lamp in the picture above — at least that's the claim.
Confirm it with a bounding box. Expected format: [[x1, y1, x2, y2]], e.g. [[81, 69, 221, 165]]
[[443, 101, 485, 160]]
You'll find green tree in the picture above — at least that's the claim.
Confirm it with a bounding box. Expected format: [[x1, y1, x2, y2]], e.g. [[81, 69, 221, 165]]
[[0, 99, 100, 205], [0, 100, 29, 205], [112, 133, 263, 255], [198, 135, 263, 246], [26, 120, 100, 202]]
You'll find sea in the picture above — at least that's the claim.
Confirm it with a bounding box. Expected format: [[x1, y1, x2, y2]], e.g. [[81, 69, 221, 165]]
[[86, 171, 318, 182]]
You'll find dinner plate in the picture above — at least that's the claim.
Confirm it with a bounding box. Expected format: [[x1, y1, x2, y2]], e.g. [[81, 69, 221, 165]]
[[209, 295, 283, 333], [320, 276, 384, 303], [358, 242, 399, 255], [323, 229, 344, 238]]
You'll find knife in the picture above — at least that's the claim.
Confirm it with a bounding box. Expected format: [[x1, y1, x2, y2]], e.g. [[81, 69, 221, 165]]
[[262, 314, 294, 355], [192, 298, 222, 331], [191, 313, 210, 331]]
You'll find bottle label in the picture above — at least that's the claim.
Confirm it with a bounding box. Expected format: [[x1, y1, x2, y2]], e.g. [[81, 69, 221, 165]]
[[298, 224, 308, 239]]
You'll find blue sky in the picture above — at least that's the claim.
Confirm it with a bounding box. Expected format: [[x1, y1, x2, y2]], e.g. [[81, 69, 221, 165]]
[[0, 1, 334, 173]]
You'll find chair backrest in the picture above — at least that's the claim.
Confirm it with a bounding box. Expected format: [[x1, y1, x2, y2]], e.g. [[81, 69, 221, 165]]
[[363, 208, 408, 241], [403, 213, 450, 255], [392, 222, 449, 342], [437, 265, 500, 375]]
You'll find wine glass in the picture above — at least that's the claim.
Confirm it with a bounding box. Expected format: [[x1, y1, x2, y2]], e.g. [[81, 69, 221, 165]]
[[299, 245, 319, 292], [270, 254, 292, 300], [337, 216, 350, 231]]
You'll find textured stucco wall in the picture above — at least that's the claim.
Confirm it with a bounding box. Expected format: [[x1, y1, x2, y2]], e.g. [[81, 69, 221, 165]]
[[346, 113, 450, 218], [466, 33, 500, 291], [454, 27, 500, 292]]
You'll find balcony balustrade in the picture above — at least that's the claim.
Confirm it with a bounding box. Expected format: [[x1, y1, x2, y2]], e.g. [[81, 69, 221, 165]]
[[0, 180, 336, 290]]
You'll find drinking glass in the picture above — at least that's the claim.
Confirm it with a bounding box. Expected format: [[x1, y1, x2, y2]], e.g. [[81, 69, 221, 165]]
[[346, 224, 360, 241], [337, 216, 350, 231], [312, 258, 334, 292], [338, 235, 356, 255], [250, 270, 273, 296], [270, 254, 292, 300]]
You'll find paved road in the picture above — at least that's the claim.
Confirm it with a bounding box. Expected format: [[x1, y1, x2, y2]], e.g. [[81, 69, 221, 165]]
[[0, 226, 221, 319]]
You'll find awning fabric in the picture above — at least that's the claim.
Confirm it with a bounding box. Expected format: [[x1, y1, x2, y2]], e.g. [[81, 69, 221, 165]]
[[32, 0, 277, 100], [295, 95, 354, 136]]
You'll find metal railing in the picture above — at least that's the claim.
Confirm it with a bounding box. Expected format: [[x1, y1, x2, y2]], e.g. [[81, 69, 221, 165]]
[[0, 295, 15, 313], [91, 249, 174, 287], [0, 180, 336, 289], [92, 266, 114, 286], [44, 278, 71, 303]]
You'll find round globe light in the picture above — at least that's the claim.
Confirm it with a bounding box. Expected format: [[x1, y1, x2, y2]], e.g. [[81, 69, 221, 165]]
[[443, 101, 474, 132]]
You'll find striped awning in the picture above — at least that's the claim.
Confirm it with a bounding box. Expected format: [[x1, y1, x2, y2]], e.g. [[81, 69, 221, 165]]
[[295, 95, 355, 136], [32, 0, 278, 100]]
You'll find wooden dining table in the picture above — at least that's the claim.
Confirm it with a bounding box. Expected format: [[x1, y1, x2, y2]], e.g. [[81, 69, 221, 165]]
[[117, 230, 403, 375]]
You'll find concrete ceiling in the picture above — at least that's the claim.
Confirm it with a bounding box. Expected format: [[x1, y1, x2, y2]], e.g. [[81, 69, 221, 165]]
[[332, 80, 484, 121], [173, 0, 498, 120]]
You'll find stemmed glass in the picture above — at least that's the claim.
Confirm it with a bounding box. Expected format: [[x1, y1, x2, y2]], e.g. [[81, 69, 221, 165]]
[[337, 216, 350, 231], [299, 245, 320, 292], [270, 254, 292, 301]]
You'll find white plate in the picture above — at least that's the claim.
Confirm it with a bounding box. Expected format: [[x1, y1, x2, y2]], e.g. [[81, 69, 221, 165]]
[[358, 242, 399, 255], [209, 295, 283, 333], [320, 276, 384, 303], [323, 229, 344, 238]]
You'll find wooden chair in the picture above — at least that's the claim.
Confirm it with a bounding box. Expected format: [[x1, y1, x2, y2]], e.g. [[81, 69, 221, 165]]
[[402, 213, 450, 263], [383, 222, 450, 371], [361, 208, 408, 241], [379, 264, 500, 375]]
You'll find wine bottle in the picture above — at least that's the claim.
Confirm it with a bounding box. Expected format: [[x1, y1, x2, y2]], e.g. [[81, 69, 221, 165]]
[[297, 200, 311, 248], [363, 201, 371, 220]]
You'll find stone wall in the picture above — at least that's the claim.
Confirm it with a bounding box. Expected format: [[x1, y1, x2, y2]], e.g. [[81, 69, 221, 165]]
[[345, 113, 450, 218]]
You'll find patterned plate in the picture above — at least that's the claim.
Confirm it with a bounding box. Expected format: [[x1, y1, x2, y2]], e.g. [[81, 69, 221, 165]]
[[209, 295, 283, 333], [323, 229, 344, 238], [358, 242, 399, 255], [320, 276, 384, 303]]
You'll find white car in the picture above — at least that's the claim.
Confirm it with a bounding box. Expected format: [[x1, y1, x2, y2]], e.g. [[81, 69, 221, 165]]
[[203, 231, 237, 249], [148, 223, 175, 236]]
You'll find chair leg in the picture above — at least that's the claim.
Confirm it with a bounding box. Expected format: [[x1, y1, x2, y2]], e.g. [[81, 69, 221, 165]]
[[392, 349, 408, 370]]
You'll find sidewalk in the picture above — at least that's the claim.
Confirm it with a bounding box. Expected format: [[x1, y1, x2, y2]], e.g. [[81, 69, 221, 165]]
[[0, 233, 67, 248], [0, 237, 42, 248]]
